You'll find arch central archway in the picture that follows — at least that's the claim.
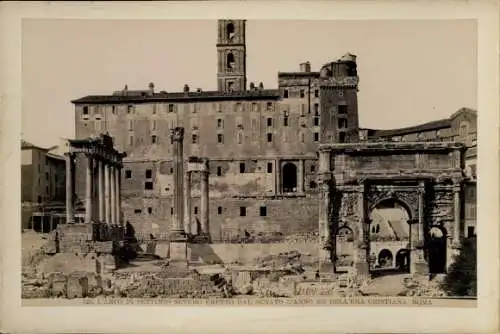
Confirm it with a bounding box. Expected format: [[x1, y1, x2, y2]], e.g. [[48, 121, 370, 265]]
[[427, 226, 447, 274], [282, 162, 298, 193]]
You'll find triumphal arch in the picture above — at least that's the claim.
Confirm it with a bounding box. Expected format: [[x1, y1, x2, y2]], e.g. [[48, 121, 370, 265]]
[[317, 141, 466, 276]]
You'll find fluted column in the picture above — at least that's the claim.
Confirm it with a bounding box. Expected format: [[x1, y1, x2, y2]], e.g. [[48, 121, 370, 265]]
[[65, 153, 74, 224], [200, 159, 210, 241], [84, 154, 94, 224], [98, 160, 105, 222], [110, 164, 116, 225], [170, 127, 186, 240], [183, 170, 192, 235], [104, 163, 111, 224], [116, 166, 121, 226]]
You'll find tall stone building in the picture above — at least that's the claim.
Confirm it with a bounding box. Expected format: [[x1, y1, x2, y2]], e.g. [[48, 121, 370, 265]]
[[71, 18, 476, 265], [71, 19, 361, 241]]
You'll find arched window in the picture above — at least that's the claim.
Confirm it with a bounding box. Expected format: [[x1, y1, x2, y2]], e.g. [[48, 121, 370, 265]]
[[226, 22, 235, 40], [227, 52, 235, 69], [282, 162, 298, 193]]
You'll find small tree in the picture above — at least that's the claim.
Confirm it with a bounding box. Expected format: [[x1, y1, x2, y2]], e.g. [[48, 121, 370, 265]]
[[441, 236, 477, 297]]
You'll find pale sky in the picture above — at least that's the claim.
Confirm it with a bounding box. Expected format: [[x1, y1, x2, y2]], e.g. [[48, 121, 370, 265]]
[[22, 19, 476, 148]]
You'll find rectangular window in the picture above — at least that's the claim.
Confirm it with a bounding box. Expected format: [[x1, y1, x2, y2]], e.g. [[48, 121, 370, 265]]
[[283, 116, 289, 127], [283, 90, 289, 98], [83, 106, 89, 115], [338, 105, 348, 114], [314, 103, 320, 115], [267, 162, 273, 173], [240, 207, 247, 217], [300, 89, 305, 98], [151, 120, 157, 131], [128, 135, 134, 146], [128, 120, 134, 131], [134, 209, 142, 214], [251, 118, 257, 129], [252, 103, 259, 112], [313, 117, 320, 126], [194, 207, 198, 215], [314, 89, 319, 98], [267, 133, 273, 142], [168, 104, 174, 113], [125, 170, 132, 179], [145, 169, 152, 179], [192, 134, 199, 144], [144, 181, 153, 190], [310, 165, 316, 172], [260, 206, 267, 217], [339, 132, 346, 143], [152, 105, 157, 115], [217, 166, 222, 176], [127, 105, 134, 114], [313, 132, 319, 142], [467, 226, 475, 238], [171, 207, 174, 215], [267, 117, 273, 127], [300, 104, 306, 116], [266, 102, 273, 111], [217, 118, 224, 129], [239, 163, 245, 173], [235, 103, 242, 112], [148, 207, 153, 214], [151, 135, 157, 144], [217, 206, 223, 215], [237, 132, 243, 144], [217, 134, 224, 144], [338, 118, 348, 129]]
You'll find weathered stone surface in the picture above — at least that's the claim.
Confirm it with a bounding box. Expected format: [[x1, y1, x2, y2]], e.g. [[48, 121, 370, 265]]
[[66, 274, 89, 299], [48, 272, 67, 297]]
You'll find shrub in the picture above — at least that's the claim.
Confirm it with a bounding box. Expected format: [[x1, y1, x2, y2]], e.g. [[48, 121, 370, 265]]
[[441, 237, 477, 297]]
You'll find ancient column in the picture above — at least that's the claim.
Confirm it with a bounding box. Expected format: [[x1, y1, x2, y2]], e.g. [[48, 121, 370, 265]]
[[65, 153, 74, 224], [115, 166, 121, 226], [298, 159, 305, 193], [200, 158, 210, 242], [84, 154, 94, 224], [169, 127, 188, 264], [98, 159, 105, 222], [452, 181, 462, 246], [111, 165, 117, 225], [183, 170, 192, 235], [104, 163, 111, 224], [318, 148, 334, 273], [410, 182, 428, 274], [354, 182, 369, 275], [170, 127, 186, 239]]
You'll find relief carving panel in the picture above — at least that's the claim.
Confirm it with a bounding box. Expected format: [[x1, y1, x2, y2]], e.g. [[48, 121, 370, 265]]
[[340, 192, 358, 221], [428, 190, 454, 225]]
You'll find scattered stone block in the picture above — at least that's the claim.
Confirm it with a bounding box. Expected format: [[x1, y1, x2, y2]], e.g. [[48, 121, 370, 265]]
[[48, 272, 67, 297], [67, 274, 89, 299]]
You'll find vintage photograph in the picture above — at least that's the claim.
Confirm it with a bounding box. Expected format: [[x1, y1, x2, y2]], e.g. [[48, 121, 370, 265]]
[[20, 18, 477, 304]]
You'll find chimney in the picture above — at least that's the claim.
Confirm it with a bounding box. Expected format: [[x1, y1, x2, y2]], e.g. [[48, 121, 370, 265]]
[[249, 82, 255, 90], [299, 61, 311, 73], [258, 82, 264, 90], [183, 84, 190, 93], [123, 85, 128, 96], [148, 82, 155, 95]]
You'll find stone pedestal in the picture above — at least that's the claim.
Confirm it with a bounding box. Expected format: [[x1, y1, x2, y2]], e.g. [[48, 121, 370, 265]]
[[169, 241, 188, 263], [410, 248, 428, 275], [318, 248, 335, 274]]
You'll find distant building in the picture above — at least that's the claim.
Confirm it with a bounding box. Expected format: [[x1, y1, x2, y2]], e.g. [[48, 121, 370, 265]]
[[21, 140, 66, 232]]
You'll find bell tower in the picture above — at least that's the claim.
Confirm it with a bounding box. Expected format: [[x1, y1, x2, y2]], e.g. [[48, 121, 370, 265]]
[[217, 19, 247, 92]]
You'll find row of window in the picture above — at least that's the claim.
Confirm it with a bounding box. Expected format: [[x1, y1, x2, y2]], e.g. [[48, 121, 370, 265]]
[[125, 163, 317, 180], [82, 102, 349, 117]]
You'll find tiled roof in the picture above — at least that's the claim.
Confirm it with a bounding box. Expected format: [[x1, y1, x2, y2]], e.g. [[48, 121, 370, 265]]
[[369, 118, 451, 138], [72, 89, 281, 104]]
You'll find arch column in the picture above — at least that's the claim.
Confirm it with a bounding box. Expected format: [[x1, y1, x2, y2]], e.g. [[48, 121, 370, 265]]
[[410, 182, 428, 274], [354, 182, 369, 275], [452, 181, 462, 247], [115, 165, 121, 226], [110, 164, 116, 225], [98, 159, 105, 222], [104, 163, 111, 224]]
